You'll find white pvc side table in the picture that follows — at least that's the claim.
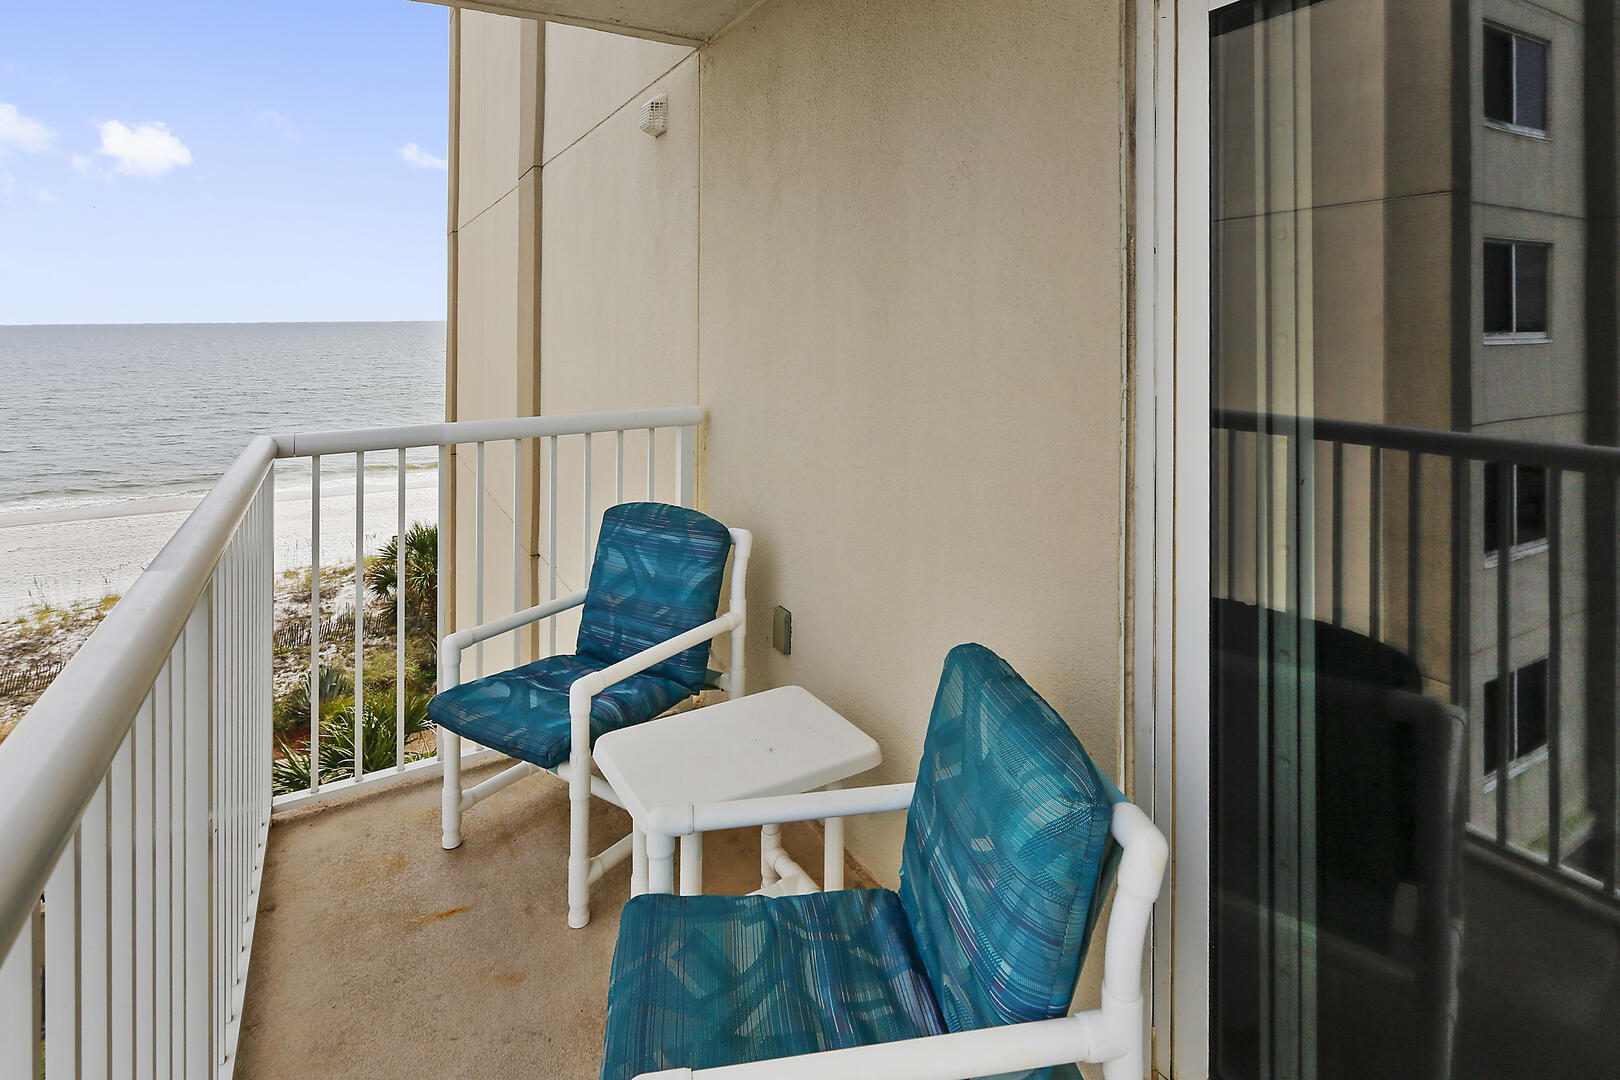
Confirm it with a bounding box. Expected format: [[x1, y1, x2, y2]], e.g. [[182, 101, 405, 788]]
[[593, 685, 881, 897]]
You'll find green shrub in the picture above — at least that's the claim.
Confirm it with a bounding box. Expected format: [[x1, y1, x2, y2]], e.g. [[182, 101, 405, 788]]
[[270, 692, 432, 794], [271, 665, 353, 734]]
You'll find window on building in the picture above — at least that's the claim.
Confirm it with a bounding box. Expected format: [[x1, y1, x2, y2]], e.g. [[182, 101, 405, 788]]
[[1484, 24, 1549, 133], [1483, 658, 1550, 776], [1484, 239, 1550, 340], [1484, 462, 1549, 556]]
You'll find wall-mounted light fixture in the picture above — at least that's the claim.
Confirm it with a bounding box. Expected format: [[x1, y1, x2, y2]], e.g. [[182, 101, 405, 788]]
[[639, 93, 669, 137]]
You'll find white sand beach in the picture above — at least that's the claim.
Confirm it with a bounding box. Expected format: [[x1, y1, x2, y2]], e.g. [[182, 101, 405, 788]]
[[0, 473, 440, 619]]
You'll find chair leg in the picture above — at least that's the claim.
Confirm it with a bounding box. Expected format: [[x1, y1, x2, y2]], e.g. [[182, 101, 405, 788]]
[[440, 728, 463, 850], [567, 756, 592, 928]]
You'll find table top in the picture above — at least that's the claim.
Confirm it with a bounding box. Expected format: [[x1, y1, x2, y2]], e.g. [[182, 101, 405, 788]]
[[593, 685, 882, 822]]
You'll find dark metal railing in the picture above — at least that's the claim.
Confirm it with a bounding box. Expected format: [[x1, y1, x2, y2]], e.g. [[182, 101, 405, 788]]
[[1213, 407, 1620, 905]]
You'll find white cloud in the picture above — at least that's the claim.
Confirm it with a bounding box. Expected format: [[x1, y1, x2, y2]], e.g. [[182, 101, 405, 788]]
[[255, 108, 297, 141], [96, 119, 191, 177], [37, 188, 55, 203], [0, 172, 15, 199], [0, 104, 52, 153], [398, 142, 447, 170]]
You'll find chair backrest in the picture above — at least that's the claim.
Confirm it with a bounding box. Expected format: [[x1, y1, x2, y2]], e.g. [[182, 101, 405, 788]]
[[575, 502, 733, 693], [898, 643, 1119, 1033]]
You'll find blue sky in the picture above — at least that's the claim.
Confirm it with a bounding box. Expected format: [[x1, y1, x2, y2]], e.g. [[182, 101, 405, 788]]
[[0, 0, 449, 324]]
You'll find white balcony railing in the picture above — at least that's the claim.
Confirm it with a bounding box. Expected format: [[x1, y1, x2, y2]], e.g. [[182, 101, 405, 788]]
[[0, 405, 703, 1078]]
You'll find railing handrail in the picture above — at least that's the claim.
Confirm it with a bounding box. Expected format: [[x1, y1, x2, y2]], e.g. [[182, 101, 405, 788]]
[[1214, 407, 1620, 473], [0, 435, 279, 958], [0, 405, 712, 958], [272, 405, 706, 458]]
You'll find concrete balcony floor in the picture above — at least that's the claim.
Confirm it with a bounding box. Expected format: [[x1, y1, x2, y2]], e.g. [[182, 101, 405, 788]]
[[236, 761, 859, 1079]]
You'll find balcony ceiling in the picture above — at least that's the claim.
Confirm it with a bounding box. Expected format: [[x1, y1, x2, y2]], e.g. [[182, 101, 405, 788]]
[[411, 0, 757, 45]]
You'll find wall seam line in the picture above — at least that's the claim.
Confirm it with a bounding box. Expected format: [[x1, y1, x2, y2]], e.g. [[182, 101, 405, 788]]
[[539, 49, 698, 168]]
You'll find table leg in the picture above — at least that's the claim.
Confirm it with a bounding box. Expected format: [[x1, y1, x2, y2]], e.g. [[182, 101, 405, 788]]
[[679, 833, 704, 896], [760, 823, 782, 890], [824, 780, 844, 891], [647, 831, 676, 895], [631, 828, 647, 897]]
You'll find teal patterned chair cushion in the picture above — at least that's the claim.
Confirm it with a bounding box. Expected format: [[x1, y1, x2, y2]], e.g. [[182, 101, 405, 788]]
[[427, 502, 733, 770], [599, 644, 1119, 1080], [898, 643, 1117, 1032], [576, 502, 733, 693], [601, 891, 946, 1080], [427, 654, 691, 771]]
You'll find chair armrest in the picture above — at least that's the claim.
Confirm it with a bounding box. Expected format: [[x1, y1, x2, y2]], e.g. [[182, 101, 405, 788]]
[[567, 612, 741, 709], [438, 590, 590, 692], [646, 783, 915, 838], [631, 1008, 1117, 1080], [442, 590, 589, 658]]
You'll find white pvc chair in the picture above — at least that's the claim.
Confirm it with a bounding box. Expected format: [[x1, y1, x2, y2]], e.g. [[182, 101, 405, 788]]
[[600, 644, 1168, 1080], [432, 501, 750, 928]]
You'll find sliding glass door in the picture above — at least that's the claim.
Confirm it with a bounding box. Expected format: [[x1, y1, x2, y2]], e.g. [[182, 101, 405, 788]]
[[1206, 1, 1620, 1077]]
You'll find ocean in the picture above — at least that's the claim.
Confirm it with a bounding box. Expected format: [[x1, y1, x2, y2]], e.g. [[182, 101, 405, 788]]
[[0, 321, 446, 519], [0, 321, 446, 615]]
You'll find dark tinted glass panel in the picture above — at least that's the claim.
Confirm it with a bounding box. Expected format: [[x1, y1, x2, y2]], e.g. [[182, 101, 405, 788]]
[[1516, 660, 1549, 757], [1517, 36, 1549, 130], [1485, 26, 1514, 123], [1484, 240, 1513, 333], [1515, 243, 1549, 333], [1517, 465, 1548, 544], [1212, 2, 1620, 1079]]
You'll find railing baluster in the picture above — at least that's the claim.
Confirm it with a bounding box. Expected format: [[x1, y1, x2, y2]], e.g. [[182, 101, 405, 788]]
[[45, 828, 81, 1079], [169, 628, 186, 1069], [1496, 462, 1514, 845], [354, 451, 365, 781], [616, 428, 625, 506], [1369, 447, 1382, 642], [475, 441, 486, 680], [82, 778, 110, 1077], [309, 456, 321, 794], [1407, 451, 1421, 661], [1225, 429, 1238, 601], [133, 695, 154, 1080], [513, 438, 523, 671], [646, 427, 656, 501], [0, 895, 42, 1077], [398, 448, 407, 770], [109, 735, 133, 1080], [1330, 440, 1344, 626], [437, 444, 449, 685], [1611, 471, 1620, 896], [548, 436, 559, 655], [183, 603, 209, 1079], [152, 659, 173, 1080], [1547, 469, 1563, 869], [583, 433, 595, 581], [677, 425, 696, 508]]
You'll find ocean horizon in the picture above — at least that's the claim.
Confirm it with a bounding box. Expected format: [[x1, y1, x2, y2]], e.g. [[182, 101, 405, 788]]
[[0, 320, 446, 615], [0, 320, 446, 522]]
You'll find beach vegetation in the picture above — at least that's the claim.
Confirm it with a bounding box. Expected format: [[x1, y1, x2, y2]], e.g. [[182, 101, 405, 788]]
[[272, 665, 354, 734], [270, 691, 433, 794], [365, 522, 438, 629]]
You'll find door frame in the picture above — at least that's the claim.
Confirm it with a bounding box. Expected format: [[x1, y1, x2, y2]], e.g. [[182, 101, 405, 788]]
[[1132, 1, 1228, 1076]]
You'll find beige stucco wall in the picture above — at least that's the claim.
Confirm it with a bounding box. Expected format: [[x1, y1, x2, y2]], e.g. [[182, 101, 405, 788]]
[[450, 0, 1127, 895], [450, 10, 544, 674], [697, 0, 1125, 873]]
